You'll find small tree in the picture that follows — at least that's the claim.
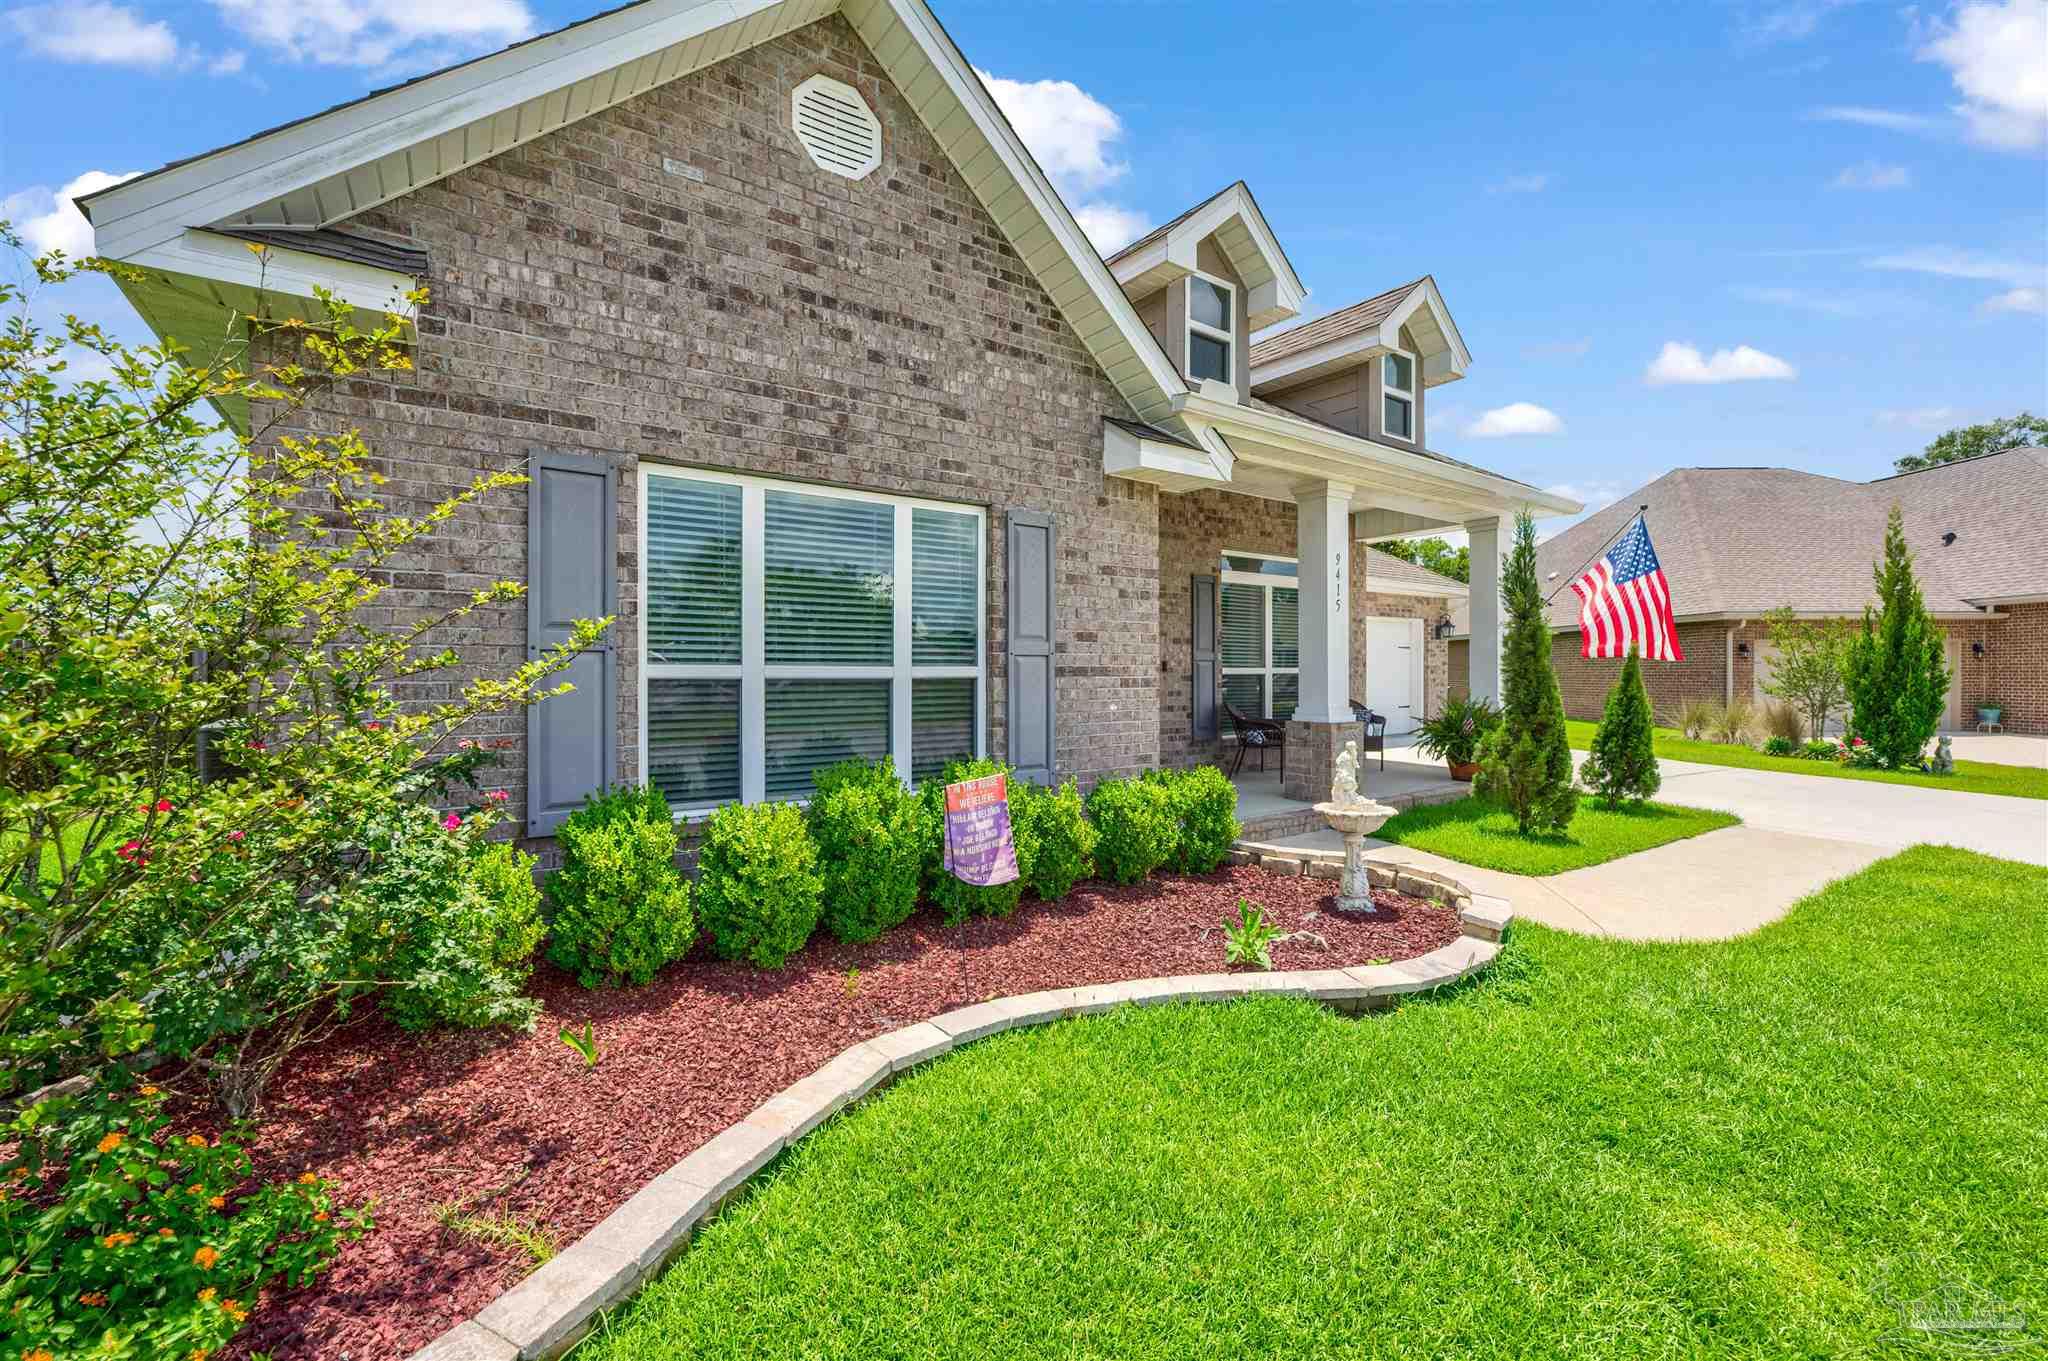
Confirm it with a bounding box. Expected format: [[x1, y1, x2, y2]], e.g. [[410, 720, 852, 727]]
[[1759, 607, 1851, 739], [1844, 504, 1948, 768], [1893, 412, 2046, 473], [1475, 510, 1577, 834], [1579, 645, 1660, 805]]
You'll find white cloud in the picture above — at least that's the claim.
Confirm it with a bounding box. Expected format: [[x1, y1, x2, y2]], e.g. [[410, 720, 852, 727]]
[[1467, 402, 1565, 437], [1918, 0, 2048, 151], [1807, 105, 1940, 133], [1544, 480, 1626, 511], [1071, 203, 1148, 254], [208, 0, 535, 69], [1740, 0, 1854, 44], [1830, 160, 1912, 189], [1866, 246, 2037, 284], [1877, 406, 1960, 429], [1981, 286, 2047, 315], [1520, 337, 1591, 360], [208, 49, 246, 76], [1489, 173, 1551, 195], [975, 67, 1150, 256], [2, 170, 142, 258], [1734, 284, 1872, 317], [1644, 341, 1798, 385], [4, 0, 180, 67]]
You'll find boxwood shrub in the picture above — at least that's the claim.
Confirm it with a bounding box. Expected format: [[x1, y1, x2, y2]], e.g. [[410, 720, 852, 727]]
[[918, 757, 1034, 923], [696, 800, 824, 968], [544, 785, 696, 988], [808, 757, 922, 944], [1153, 764, 1240, 873], [1014, 777, 1096, 901], [1084, 775, 1176, 885]]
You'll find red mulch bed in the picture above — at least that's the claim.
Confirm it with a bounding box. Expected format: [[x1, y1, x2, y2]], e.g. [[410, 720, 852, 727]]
[[226, 865, 1459, 1359]]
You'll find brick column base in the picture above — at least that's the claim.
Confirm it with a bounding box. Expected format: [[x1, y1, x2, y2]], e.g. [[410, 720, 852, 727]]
[[1281, 719, 1365, 803]]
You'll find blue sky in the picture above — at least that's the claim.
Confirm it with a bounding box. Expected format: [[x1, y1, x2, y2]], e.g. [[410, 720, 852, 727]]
[[3, 0, 2043, 525]]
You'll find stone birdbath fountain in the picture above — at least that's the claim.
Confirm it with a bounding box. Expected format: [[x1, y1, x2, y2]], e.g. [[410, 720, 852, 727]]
[[1313, 740, 1398, 915]]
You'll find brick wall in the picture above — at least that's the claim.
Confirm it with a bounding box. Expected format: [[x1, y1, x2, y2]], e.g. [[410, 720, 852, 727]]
[[1155, 489, 1453, 769], [254, 15, 1164, 845], [1552, 622, 1729, 725], [1982, 602, 2048, 733]]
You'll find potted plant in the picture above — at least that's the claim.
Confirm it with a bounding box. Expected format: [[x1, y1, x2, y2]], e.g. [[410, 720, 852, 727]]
[[1978, 703, 2003, 727], [1414, 694, 1501, 781]]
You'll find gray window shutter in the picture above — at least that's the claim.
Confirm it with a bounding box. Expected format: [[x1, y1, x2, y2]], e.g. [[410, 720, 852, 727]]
[[526, 451, 616, 837], [1190, 574, 1218, 740], [1005, 509, 1056, 785]]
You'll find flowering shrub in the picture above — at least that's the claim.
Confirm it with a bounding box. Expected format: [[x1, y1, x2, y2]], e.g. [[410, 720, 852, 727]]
[[545, 786, 695, 987], [0, 1080, 364, 1361], [696, 802, 822, 968], [808, 758, 922, 944]]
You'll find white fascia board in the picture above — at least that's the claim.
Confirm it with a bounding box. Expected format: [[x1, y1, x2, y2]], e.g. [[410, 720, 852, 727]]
[[137, 229, 420, 317], [1103, 421, 1231, 490], [1183, 184, 1305, 311], [1176, 391, 1580, 518], [1383, 277, 1471, 375], [1965, 593, 2048, 606], [1108, 234, 1195, 290], [864, 0, 1186, 412], [1249, 328, 1386, 393], [81, 0, 800, 261], [1359, 577, 1468, 600]]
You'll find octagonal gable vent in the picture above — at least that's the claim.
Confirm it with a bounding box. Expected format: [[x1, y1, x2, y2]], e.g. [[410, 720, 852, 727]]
[[791, 75, 882, 180]]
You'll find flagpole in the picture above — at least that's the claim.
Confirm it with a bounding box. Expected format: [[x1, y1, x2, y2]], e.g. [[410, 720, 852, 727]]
[[1542, 504, 1650, 605]]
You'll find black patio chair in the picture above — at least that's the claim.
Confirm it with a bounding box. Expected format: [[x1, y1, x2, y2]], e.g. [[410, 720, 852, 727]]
[[1224, 701, 1286, 780], [1348, 702, 1388, 772]]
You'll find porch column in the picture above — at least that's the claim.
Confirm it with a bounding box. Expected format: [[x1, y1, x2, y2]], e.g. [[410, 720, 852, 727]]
[[1283, 481, 1364, 801], [1466, 515, 1503, 705]]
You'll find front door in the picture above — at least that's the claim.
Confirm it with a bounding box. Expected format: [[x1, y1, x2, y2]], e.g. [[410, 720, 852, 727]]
[[1366, 616, 1424, 735]]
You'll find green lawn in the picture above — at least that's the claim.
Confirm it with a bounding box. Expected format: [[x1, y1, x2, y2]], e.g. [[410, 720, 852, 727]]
[[578, 846, 2048, 1361], [1563, 718, 2048, 800], [1369, 795, 1738, 875]]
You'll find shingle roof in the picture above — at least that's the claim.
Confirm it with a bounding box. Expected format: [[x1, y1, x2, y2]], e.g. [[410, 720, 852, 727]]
[[1362, 546, 1467, 596], [208, 227, 429, 276], [1103, 415, 1203, 451], [1247, 279, 1425, 366], [1536, 448, 2048, 629], [1103, 182, 1243, 265]]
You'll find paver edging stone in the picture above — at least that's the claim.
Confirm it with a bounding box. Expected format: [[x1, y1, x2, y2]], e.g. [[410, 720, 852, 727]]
[[406, 893, 1512, 1360]]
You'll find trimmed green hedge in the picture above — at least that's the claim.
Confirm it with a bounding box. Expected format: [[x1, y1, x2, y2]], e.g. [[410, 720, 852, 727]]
[[696, 801, 823, 969], [809, 757, 923, 945], [544, 785, 695, 988]]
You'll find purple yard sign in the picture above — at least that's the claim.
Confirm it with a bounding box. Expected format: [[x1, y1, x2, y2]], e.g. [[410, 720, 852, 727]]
[[942, 773, 1018, 887]]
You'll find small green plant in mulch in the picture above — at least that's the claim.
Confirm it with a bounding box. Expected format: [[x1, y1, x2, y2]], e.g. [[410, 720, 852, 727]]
[[558, 1022, 600, 1068], [431, 1203, 559, 1269], [1221, 899, 1284, 970]]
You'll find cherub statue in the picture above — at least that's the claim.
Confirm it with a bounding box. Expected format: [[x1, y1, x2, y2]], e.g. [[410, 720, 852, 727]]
[[1331, 740, 1361, 807]]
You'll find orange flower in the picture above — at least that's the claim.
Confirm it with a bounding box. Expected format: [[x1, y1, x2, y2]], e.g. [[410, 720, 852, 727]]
[[207, 1195, 225, 1209], [196, 1288, 216, 1305], [297, 1172, 318, 1185], [95, 1133, 122, 1154], [186, 1183, 205, 1196], [158, 1228, 175, 1238], [100, 1232, 136, 1249], [184, 1135, 208, 1149], [24, 1348, 54, 1361], [312, 1211, 331, 1223], [220, 1298, 246, 1323], [8, 1167, 27, 1180], [139, 1085, 160, 1097], [192, 1245, 219, 1270], [189, 1351, 211, 1361], [77, 1292, 107, 1307]]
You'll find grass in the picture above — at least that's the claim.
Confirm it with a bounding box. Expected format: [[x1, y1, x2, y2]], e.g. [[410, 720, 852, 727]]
[[1369, 795, 1739, 875], [1563, 719, 2048, 800], [578, 846, 2048, 1361], [430, 1203, 558, 1269]]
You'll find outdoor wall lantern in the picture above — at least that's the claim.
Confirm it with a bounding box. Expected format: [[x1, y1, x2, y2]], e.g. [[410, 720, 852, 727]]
[[1972, 641, 1985, 657], [1736, 641, 1751, 657], [1434, 615, 1454, 639]]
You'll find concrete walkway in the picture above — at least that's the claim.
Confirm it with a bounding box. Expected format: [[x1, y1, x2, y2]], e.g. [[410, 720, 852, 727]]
[[1254, 738, 2045, 941]]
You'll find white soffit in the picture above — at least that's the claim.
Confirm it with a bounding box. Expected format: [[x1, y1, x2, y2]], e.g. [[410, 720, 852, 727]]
[[78, 0, 1190, 428], [1107, 182, 1307, 331]]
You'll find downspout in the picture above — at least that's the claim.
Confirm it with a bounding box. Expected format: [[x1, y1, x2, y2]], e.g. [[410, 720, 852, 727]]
[[1724, 625, 1738, 706]]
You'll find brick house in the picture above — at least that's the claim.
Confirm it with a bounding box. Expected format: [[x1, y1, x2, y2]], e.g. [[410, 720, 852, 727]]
[[1449, 450, 2048, 735], [79, 0, 1570, 837]]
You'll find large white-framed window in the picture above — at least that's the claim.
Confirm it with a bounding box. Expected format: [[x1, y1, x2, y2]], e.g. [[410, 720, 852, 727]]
[[1219, 551, 1299, 726], [1185, 270, 1235, 386], [639, 465, 985, 814], [1381, 348, 1416, 440]]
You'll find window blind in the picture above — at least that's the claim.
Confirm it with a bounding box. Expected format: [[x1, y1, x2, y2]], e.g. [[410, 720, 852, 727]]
[[646, 477, 741, 665], [1223, 673, 1266, 717], [1271, 672, 1299, 722], [1271, 586, 1299, 668], [912, 508, 978, 665], [647, 678, 740, 807], [764, 491, 893, 665], [764, 678, 891, 799], [911, 677, 975, 781], [1220, 582, 1265, 667]]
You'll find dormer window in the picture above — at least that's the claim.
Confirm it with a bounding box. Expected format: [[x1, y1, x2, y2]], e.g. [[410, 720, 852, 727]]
[[1382, 350, 1415, 440], [1186, 272, 1235, 386]]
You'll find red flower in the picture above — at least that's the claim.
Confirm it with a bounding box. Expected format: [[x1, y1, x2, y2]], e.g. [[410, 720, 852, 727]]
[[247, 740, 266, 752], [227, 830, 245, 842], [485, 790, 509, 804], [441, 812, 462, 832], [117, 840, 144, 862], [363, 721, 382, 731], [155, 799, 173, 814]]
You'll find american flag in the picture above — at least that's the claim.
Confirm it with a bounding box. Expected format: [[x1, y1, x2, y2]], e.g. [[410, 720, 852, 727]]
[[1570, 515, 1683, 660]]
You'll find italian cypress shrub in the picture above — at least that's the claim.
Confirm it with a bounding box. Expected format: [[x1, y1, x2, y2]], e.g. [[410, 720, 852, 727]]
[[1845, 504, 1949, 769], [1580, 644, 1661, 805], [1474, 510, 1579, 834]]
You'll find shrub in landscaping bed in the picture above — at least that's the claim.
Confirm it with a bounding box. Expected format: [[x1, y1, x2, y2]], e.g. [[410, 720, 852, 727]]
[[382, 823, 547, 1030], [1762, 736, 1798, 757], [1147, 765, 1240, 873], [1013, 778, 1096, 901], [1085, 775, 1176, 885], [697, 801, 824, 968], [809, 757, 923, 944], [918, 758, 1033, 923], [1801, 738, 1840, 760], [546, 785, 696, 987], [1580, 645, 1660, 807]]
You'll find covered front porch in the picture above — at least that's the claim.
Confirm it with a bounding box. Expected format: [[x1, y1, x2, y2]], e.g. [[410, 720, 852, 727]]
[[1224, 736, 1470, 841]]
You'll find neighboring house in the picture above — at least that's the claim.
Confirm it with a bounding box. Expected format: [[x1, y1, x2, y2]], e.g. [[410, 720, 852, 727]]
[[78, 0, 1575, 839], [1449, 449, 2048, 734]]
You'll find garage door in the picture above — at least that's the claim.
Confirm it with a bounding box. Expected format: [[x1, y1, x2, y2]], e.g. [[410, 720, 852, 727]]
[[1365, 616, 1426, 735], [1756, 635, 1962, 732]]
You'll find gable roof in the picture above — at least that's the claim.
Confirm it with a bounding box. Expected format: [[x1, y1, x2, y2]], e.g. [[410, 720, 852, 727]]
[[1362, 545, 1468, 598], [76, 0, 1191, 428], [1535, 448, 2048, 629], [1103, 180, 1308, 332], [1247, 275, 1471, 392], [1248, 279, 1422, 365]]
